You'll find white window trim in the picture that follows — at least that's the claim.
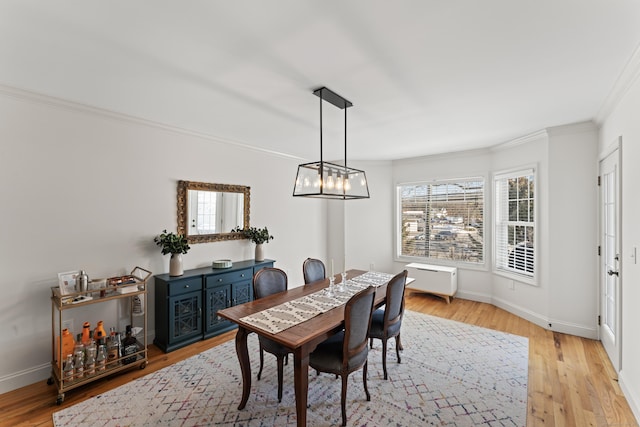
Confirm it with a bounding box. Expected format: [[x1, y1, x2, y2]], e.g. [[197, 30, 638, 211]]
[[492, 166, 538, 286]]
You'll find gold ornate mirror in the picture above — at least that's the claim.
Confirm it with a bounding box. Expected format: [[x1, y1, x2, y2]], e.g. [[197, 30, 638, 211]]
[[177, 180, 250, 243]]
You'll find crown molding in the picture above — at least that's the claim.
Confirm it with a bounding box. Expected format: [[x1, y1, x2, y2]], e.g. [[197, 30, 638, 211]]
[[0, 83, 303, 161], [596, 42, 640, 123], [490, 129, 549, 152]]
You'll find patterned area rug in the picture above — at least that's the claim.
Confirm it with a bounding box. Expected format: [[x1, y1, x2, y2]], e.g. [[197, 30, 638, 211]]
[[53, 311, 528, 426]]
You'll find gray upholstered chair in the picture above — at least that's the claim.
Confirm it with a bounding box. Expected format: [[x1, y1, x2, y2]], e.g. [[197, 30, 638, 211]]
[[368, 270, 408, 380], [309, 286, 376, 426], [252, 267, 291, 402], [303, 257, 326, 285]]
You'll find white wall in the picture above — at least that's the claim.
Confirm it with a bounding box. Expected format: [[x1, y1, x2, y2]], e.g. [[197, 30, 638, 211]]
[[386, 123, 598, 337], [599, 64, 640, 420], [0, 88, 325, 393]]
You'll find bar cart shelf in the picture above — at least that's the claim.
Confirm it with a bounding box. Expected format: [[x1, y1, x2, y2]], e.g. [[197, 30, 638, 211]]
[[48, 267, 151, 405]]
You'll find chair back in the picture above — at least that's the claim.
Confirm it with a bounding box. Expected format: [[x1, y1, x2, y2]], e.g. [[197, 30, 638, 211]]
[[384, 270, 408, 328], [303, 258, 326, 284], [253, 267, 288, 299], [343, 286, 376, 368]]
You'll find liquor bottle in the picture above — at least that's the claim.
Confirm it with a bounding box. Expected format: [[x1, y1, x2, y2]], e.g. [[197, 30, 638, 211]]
[[63, 354, 75, 382], [122, 325, 138, 364], [96, 344, 107, 371], [107, 328, 120, 366]]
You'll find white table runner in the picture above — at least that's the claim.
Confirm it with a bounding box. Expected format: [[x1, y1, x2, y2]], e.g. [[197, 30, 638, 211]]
[[240, 271, 394, 334]]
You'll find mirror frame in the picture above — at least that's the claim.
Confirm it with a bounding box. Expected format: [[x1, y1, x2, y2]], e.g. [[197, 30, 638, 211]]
[[177, 180, 250, 243]]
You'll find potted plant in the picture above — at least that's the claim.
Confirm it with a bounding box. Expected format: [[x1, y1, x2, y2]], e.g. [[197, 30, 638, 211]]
[[154, 229, 190, 276], [232, 226, 274, 261]]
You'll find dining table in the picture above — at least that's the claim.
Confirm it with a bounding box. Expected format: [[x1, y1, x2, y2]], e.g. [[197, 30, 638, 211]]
[[217, 269, 394, 427]]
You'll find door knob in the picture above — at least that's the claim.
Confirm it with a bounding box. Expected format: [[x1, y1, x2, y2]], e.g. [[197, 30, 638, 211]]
[[607, 269, 619, 277]]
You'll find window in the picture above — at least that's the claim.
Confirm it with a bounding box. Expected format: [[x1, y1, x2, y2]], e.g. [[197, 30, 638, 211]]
[[494, 169, 535, 279], [397, 178, 484, 264]]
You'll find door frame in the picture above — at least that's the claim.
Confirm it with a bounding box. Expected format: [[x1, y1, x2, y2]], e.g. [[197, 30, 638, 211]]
[[598, 136, 622, 372]]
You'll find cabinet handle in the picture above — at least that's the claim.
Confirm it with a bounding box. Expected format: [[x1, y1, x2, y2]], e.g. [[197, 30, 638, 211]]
[[218, 278, 223, 282], [233, 298, 236, 304], [184, 284, 189, 288], [241, 274, 245, 277]]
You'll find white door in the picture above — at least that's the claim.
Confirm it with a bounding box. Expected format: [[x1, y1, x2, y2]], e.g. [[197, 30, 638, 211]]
[[600, 147, 621, 372]]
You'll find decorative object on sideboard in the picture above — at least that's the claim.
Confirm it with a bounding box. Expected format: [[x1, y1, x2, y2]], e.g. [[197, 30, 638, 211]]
[[293, 86, 369, 199], [154, 229, 190, 276], [212, 259, 233, 269], [231, 226, 274, 262]]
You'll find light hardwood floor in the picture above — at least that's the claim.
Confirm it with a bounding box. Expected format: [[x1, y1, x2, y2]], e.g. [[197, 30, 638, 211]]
[[1, 293, 637, 426]]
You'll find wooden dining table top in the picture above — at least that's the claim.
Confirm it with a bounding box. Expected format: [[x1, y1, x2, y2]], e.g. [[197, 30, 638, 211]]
[[217, 269, 387, 349]]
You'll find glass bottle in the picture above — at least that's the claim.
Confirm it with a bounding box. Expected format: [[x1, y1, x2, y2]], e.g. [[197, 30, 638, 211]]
[[107, 328, 120, 366], [74, 349, 84, 379], [63, 354, 75, 382], [122, 325, 138, 364], [85, 342, 96, 376], [96, 344, 107, 372]]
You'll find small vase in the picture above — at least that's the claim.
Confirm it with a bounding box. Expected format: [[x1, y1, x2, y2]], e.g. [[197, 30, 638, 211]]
[[255, 244, 264, 262], [169, 253, 184, 276]]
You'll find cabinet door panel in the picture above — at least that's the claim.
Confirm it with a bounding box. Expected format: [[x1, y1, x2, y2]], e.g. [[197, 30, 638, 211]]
[[169, 292, 202, 342], [205, 285, 231, 332], [232, 281, 253, 306]]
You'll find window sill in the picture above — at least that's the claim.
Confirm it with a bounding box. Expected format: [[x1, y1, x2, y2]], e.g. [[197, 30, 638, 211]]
[[494, 268, 537, 286]]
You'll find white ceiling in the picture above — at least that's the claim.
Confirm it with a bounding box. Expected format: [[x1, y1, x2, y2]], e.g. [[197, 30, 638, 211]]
[[2, 1, 640, 161]]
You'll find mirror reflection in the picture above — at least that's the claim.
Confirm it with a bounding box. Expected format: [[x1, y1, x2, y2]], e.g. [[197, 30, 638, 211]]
[[177, 181, 250, 243]]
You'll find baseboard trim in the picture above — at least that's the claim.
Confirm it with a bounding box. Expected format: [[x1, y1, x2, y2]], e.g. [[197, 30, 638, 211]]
[[456, 292, 597, 339], [0, 363, 50, 395], [619, 369, 640, 425]]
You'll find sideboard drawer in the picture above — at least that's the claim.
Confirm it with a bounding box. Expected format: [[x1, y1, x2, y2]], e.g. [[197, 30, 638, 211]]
[[205, 268, 252, 288], [168, 277, 203, 296]]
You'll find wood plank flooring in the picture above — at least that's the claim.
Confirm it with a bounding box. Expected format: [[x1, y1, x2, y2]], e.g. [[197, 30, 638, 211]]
[[1, 293, 637, 426]]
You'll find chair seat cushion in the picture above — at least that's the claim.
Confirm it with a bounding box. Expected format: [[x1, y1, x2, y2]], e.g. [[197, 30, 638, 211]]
[[369, 308, 401, 339], [310, 331, 368, 373], [259, 335, 290, 356]]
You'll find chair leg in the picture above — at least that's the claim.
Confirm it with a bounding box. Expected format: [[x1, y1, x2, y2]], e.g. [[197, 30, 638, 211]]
[[395, 334, 402, 363], [369, 337, 374, 349], [341, 374, 348, 427], [382, 337, 389, 380], [258, 348, 264, 380], [277, 355, 284, 402], [363, 361, 370, 401], [398, 334, 403, 351]]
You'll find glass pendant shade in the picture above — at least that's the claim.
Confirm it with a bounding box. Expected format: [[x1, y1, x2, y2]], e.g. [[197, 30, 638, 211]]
[[293, 161, 369, 199], [293, 87, 370, 200]]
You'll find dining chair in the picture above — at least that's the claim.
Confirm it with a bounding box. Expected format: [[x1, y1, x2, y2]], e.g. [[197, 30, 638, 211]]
[[309, 286, 376, 426], [252, 267, 291, 402], [303, 257, 326, 284], [368, 270, 408, 380]]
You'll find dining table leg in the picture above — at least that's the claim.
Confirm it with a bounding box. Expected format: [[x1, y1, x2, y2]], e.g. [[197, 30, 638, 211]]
[[235, 326, 251, 410], [293, 347, 310, 427]]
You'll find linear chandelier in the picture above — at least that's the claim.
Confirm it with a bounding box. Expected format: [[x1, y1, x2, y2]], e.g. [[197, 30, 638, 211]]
[[292, 87, 369, 200]]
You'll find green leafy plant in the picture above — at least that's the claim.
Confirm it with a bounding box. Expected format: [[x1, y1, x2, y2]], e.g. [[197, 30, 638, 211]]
[[154, 229, 190, 255], [231, 226, 274, 245]]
